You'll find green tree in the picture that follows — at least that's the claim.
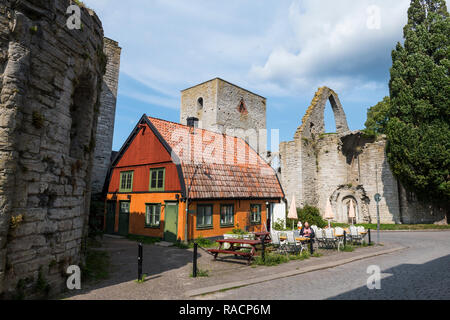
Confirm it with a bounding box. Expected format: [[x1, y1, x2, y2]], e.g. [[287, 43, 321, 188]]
[[387, 0, 450, 202], [364, 96, 391, 136]]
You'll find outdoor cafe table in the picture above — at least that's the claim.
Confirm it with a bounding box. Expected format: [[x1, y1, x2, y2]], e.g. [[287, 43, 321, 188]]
[[208, 239, 268, 265], [279, 236, 310, 242]]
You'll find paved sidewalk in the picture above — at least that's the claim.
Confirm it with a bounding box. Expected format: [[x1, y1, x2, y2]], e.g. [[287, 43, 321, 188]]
[[61, 237, 404, 300]]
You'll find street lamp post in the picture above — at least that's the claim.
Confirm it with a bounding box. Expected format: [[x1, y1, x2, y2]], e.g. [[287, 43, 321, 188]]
[[374, 193, 381, 244]]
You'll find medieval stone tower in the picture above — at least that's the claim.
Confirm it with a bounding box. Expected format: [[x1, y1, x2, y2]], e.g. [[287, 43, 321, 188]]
[[0, 0, 120, 298], [180, 78, 267, 155], [91, 38, 121, 196], [280, 87, 447, 225]]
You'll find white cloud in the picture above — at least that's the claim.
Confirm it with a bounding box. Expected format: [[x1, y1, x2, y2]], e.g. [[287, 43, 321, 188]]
[[84, 0, 444, 108], [249, 0, 412, 95]]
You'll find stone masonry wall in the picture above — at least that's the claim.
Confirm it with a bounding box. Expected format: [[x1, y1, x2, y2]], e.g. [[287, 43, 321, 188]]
[[180, 78, 218, 131], [91, 37, 121, 196], [0, 0, 106, 298]]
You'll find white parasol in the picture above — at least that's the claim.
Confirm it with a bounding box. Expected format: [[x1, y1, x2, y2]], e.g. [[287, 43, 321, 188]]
[[324, 199, 334, 228], [288, 195, 298, 230], [348, 200, 356, 225]]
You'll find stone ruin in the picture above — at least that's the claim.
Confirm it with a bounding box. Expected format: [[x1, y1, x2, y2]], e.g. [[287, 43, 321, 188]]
[[280, 87, 447, 225], [0, 0, 120, 298]]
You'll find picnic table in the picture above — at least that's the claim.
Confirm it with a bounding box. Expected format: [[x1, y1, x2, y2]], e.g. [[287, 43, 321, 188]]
[[208, 238, 268, 265]]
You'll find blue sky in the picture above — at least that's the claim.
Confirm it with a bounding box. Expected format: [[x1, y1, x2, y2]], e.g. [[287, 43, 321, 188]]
[[84, 0, 419, 151]]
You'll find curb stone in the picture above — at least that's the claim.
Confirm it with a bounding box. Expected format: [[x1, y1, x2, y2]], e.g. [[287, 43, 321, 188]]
[[186, 246, 406, 297]]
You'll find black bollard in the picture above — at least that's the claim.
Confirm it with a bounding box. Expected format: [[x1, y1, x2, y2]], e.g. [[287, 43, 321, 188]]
[[193, 242, 198, 278], [261, 235, 266, 262], [343, 231, 347, 247], [368, 228, 372, 245], [138, 243, 143, 281]]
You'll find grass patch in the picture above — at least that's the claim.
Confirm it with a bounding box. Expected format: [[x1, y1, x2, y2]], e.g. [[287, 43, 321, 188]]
[[174, 241, 191, 249], [135, 274, 147, 284], [127, 234, 160, 245], [174, 237, 220, 250], [340, 245, 354, 252], [81, 250, 110, 282], [190, 269, 209, 277], [331, 223, 450, 231], [288, 251, 311, 261], [253, 253, 290, 266]]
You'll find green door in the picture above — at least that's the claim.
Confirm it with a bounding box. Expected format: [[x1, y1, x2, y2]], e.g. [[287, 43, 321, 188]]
[[118, 201, 130, 236], [106, 201, 116, 234], [164, 202, 178, 242]]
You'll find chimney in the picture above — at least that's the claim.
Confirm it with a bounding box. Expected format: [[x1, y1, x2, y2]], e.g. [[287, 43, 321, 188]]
[[187, 117, 199, 128]]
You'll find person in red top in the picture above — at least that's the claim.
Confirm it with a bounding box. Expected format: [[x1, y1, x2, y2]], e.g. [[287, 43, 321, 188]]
[[300, 222, 315, 239]]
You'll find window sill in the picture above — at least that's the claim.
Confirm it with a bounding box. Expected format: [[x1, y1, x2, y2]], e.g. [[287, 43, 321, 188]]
[[145, 225, 161, 229], [220, 224, 235, 228], [196, 226, 213, 230]]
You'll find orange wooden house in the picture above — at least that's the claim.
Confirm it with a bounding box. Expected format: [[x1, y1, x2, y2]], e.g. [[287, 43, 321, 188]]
[[104, 114, 285, 242]]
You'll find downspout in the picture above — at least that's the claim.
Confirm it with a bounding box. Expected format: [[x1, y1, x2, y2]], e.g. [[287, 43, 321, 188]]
[[185, 182, 189, 243]]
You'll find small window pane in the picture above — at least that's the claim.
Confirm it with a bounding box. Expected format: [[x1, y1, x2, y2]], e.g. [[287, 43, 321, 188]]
[[145, 204, 160, 227], [197, 205, 213, 228]]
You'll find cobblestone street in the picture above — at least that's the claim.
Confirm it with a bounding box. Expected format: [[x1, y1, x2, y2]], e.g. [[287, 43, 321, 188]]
[[201, 231, 450, 300]]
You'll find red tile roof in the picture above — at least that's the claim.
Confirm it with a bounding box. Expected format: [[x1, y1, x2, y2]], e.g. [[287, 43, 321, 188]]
[[148, 117, 284, 200]]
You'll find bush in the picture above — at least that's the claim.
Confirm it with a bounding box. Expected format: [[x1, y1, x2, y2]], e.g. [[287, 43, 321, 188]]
[[272, 218, 286, 231], [286, 205, 327, 228], [298, 205, 327, 228], [230, 228, 247, 235], [195, 236, 214, 248]]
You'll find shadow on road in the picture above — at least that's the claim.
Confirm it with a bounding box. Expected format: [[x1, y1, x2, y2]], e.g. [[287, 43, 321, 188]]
[[328, 254, 450, 300], [59, 236, 198, 299]]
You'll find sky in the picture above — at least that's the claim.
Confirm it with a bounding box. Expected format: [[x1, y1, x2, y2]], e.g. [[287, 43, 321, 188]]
[[83, 0, 421, 151]]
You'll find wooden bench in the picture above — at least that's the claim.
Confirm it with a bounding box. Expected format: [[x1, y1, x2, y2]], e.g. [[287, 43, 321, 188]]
[[208, 249, 252, 257]]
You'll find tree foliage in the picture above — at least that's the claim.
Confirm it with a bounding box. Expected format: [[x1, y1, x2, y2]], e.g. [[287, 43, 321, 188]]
[[386, 0, 450, 201], [364, 96, 391, 136]]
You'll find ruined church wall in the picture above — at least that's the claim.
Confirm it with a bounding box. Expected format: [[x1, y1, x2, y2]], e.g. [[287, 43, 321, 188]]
[[0, 0, 106, 298], [279, 140, 302, 209], [357, 139, 399, 224], [315, 134, 350, 221]]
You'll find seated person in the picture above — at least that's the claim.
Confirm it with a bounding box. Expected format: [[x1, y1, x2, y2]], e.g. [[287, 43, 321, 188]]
[[300, 222, 315, 239]]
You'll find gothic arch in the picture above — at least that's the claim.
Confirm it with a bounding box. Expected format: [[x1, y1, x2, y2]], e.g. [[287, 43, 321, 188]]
[[329, 185, 371, 224], [295, 87, 350, 139]]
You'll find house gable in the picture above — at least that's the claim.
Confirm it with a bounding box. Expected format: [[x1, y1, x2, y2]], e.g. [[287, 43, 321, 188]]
[[108, 115, 184, 194]]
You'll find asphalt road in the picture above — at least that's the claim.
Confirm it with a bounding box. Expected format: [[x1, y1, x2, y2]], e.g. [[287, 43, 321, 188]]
[[203, 231, 450, 300]]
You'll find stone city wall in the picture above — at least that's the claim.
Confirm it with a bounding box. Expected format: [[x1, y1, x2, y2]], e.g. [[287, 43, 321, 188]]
[[0, 0, 106, 298]]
